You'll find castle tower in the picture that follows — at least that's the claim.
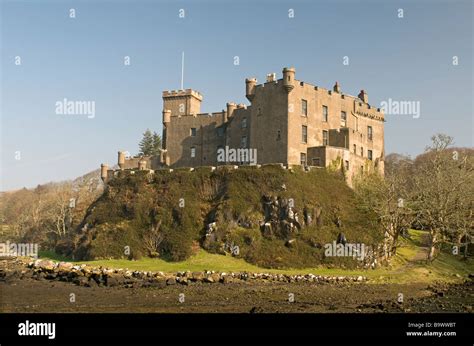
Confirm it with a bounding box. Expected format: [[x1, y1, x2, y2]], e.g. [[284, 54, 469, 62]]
[[162, 109, 171, 150], [117, 151, 126, 170], [226, 102, 237, 119], [138, 158, 147, 170], [282, 67, 295, 93], [162, 89, 203, 116], [100, 163, 108, 181], [245, 78, 257, 101]]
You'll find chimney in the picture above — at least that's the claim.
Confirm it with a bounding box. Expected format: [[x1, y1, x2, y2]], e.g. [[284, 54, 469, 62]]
[[333, 81, 341, 93], [358, 90, 368, 103], [266, 73, 276, 83]]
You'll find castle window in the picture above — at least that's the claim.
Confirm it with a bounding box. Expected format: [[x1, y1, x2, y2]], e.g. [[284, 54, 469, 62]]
[[322, 130, 328, 146], [368, 126, 373, 140], [277, 130, 281, 141], [302, 99, 308, 116], [368, 150, 373, 161], [241, 136, 247, 148], [312, 157, 321, 166], [360, 147, 364, 157], [353, 144, 356, 154], [190, 128, 197, 137], [341, 111, 347, 127], [322, 105, 328, 122], [242, 117, 247, 129], [344, 160, 349, 171], [300, 153, 307, 166], [217, 127, 224, 137], [191, 146, 196, 158], [302, 125, 307, 143]]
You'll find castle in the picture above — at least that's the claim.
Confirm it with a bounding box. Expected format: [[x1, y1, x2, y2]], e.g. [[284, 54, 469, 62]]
[[101, 67, 385, 185]]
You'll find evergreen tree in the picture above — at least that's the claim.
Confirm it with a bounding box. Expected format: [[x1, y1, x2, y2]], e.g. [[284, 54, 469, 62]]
[[139, 129, 162, 156], [151, 132, 162, 156], [139, 129, 154, 155]]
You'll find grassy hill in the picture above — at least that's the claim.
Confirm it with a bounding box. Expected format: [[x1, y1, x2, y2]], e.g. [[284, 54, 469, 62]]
[[69, 165, 383, 269]]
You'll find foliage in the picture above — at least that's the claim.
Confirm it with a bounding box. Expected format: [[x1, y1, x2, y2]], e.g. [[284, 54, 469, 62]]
[[138, 129, 162, 156]]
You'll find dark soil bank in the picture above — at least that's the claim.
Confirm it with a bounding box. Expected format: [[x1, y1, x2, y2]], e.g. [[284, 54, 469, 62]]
[[1, 276, 472, 313]]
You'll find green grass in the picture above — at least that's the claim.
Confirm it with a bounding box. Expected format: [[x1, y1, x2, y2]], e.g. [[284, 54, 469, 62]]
[[39, 230, 473, 284], [38, 250, 70, 262]]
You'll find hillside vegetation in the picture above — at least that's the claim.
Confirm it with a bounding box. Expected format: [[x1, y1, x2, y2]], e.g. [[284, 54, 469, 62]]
[[68, 165, 382, 269], [40, 229, 472, 285]]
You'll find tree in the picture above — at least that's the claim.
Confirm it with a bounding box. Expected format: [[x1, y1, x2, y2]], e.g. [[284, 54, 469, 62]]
[[409, 134, 473, 261], [138, 129, 161, 156], [139, 129, 154, 156], [353, 161, 414, 259], [151, 132, 162, 156]]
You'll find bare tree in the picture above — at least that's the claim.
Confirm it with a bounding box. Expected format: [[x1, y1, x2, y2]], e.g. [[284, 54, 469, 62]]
[[143, 220, 164, 257], [354, 161, 414, 258], [410, 134, 473, 261]]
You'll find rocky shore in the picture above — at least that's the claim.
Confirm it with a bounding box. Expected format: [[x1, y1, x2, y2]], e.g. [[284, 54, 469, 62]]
[[0, 258, 367, 289]]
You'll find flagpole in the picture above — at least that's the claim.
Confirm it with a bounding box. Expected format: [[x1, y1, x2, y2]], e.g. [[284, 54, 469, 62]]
[[181, 52, 184, 90]]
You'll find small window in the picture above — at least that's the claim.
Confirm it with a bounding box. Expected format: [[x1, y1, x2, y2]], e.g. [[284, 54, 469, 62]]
[[312, 157, 321, 166], [341, 111, 347, 127], [191, 146, 196, 158], [241, 136, 247, 148], [360, 147, 364, 157], [217, 127, 224, 137], [368, 126, 373, 141], [344, 160, 349, 171], [302, 125, 307, 143], [241, 117, 247, 129], [300, 153, 307, 166], [322, 105, 328, 122], [190, 128, 197, 137], [277, 130, 281, 141], [302, 99, 308, 116], [353, 144, 356, 154], [368, 150, 373, 161], [323, 130, 328, 146]]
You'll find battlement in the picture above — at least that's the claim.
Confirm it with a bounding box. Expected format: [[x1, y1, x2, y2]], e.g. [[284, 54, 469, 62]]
[[101, 162, 323, 182], [162, 89, 203, 101]]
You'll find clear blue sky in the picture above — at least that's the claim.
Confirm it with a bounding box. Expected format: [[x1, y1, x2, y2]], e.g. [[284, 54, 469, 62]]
[[1, 0, 472, 190]]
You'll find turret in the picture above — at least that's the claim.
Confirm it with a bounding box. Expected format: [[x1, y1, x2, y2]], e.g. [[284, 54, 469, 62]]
[[138, 158, 147, 170], [282, 67, 295, 93], [162, 109, 171, 150], [100, 163, 108, 181], [245, 78, 257, 101], [118, 151, 126, 170], [226, 102, 237, 119], [358, 89, 368, 103], [162, 109, 171, 124]]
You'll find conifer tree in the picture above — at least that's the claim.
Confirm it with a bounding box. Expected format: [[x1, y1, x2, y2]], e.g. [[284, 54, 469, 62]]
[[139, 129, 154, 155]]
